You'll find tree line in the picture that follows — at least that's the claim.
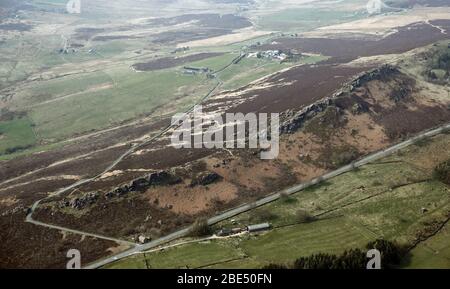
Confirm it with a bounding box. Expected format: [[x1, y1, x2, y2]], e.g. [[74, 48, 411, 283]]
[[262, 239, 408, 269]]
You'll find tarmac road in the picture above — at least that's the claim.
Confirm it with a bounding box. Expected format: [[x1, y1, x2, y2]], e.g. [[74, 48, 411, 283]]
[[84, 122, 450, 269], [23, 55, 241, 260]]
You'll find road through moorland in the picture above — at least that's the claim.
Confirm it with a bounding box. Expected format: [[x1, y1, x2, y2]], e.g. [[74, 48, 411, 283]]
[[25, 80, 220, 241], [24, 54, 241, 248], [84, 122, 450, 269]]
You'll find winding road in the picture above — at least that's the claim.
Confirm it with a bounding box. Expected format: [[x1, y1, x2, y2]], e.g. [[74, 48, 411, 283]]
[[24, 54, 238, 249]]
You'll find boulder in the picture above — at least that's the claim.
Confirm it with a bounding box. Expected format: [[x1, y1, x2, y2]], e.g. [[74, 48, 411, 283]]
[[191, 172, 222, 187], [350, 65, 399, 91], [147, 171, 181, 186], [280, 98, 332, 134], [129, 177, 150, 192], [60, 192, 99, 210], [351, 103, 368, 115], [105, 170, 181, 199]]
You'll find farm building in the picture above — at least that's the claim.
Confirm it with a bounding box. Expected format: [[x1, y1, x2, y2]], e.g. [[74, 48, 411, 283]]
[[217, 228, 232, 237], [217, 227, 243, 236], [246, 223, 271, 233]]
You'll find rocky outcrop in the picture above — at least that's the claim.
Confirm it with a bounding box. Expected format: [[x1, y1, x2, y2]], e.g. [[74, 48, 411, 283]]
[[349, 65, 399, 91], [351, 102, 369, 115], [280, 98, 334, 134], [57, 171, 182, 209], [105, 170, 181, 199], [190, 171, 222, 187], [59, 192, 99, 210], [148, 171, 182, 186], [280, 65, 401, 134]]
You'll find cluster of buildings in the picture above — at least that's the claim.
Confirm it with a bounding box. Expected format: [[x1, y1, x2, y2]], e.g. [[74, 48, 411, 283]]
[[250, 50, 288, 61], [247, 49, 302, 62]]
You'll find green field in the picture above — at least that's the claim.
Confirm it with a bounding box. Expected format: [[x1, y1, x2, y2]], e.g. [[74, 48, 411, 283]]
[[0, 117, 37, 155], [105, 134, 450, 269], [11, 72, 114, 108], [188, 53, 240, 72], [28, 67, 213, 141], [406, 222, 450, 268], [1, 43, 326, 154], [257, 5, 366, 32], [105, 241, 244, 269]]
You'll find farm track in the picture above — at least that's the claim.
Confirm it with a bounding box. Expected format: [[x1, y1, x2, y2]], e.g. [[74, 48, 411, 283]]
[[23, 53, 243, 250]]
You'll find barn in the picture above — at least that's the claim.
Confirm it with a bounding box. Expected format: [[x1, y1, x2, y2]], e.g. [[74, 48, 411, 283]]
[[246, 223, 271, 233]]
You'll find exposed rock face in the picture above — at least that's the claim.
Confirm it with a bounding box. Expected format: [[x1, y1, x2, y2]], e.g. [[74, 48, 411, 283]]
[[60, 192, 99, 210], [190, 171, 222, 187], [349, 65, 399, 91], [280, 65, 401, 134], [350, 64, 415, 103], [280, 98, 333, 134], [147, 171, 182, 186], [351, 102, 369, 115], [105, 171, 181, 199], [390, 86, 411, 103], [57, 171, 182, 209]]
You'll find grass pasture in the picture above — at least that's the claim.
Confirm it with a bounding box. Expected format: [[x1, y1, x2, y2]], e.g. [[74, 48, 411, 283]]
[[406, 222, 450, 268], [2, 45, 326, 152], [105, 241, 243, 269], [187, 53, 240, 72], [0, 117, 37, 155], [29, 68, 213, 141], [256, 5, 366, 32], [239, 217, 372, 265]]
